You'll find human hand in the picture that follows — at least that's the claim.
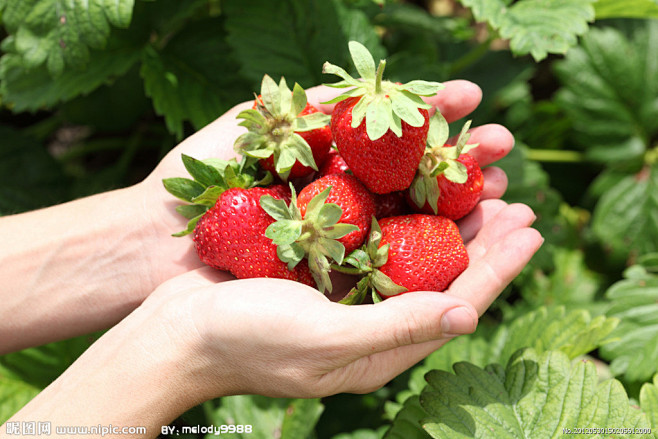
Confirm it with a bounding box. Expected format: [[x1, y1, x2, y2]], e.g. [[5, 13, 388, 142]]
[[138, 202, 541, 400], [137, 80, 514, 292]]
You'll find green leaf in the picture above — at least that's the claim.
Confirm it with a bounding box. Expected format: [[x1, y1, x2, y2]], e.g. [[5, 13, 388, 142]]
[[162, 178, 205, 203], [0, 0, 135, 75], [291, 82, 308, 116], [343, 249, 372, 272], [0, 125, 69, 215], [442, 161, 468, 184], [260, 195, 294, 221], [385, 306, 620, 439], [191, 186, 225, 207], [348, 40, 376, 81], [460, 0, 596, 61], [207, 395, 323, 439], [293, 112, 331, 132], [371, 270, 407, 296], [390, 91, 425, 128], [595, 0, 658, 19], [639, 375, 658, 434], [600, 270, 658, 383], [265, 220, 303, 246], [323, 223, 359, 240], [591, 165, 658, 261], [304, 187, 333, 221], [0, 367, 40, 424], [401, 80, 445, 96], [260, 74, 282, 117], [339, 277, 370, 306], [175, 204, 207, 220], [554, 22, 658, 161], [277, 244, 306, 270], [420, 348, 652, 438], [332, 428, 387, 439], [0, 335, 97, 389], [182, 154, 226, 188], [520, 248, 604, 309], [0, 37, 141, 112], [224, 0, 383, 88], [140, 18, 250, 139], [366, 96, 393, 140], [286, 134, 318, 170], [426, 112, 450, 148], [317, 237, 348, 265]]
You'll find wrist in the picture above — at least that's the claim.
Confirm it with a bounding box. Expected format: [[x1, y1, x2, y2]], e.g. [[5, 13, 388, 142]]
[[8, 296, 215, 433]]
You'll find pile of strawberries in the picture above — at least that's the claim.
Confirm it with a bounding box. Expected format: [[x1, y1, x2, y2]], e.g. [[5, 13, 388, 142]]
[[163, 42, 484, 304]]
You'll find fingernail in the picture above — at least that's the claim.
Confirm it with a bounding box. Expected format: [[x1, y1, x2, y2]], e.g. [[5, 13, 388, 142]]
[[441, 307, 477, 336]]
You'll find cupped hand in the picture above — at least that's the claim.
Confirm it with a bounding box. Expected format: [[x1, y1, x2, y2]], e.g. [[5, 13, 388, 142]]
[[137, 80, 516, 289], [138, 197, 541, 401]]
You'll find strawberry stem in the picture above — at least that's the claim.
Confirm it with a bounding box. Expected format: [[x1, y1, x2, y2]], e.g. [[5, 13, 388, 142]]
[[526, 149, 585, 163], [330, 263, 368, 275], [375, 60, 386, 95]]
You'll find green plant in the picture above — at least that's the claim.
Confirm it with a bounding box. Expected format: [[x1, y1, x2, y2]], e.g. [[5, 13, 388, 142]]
[[1, 0, 657, 437]]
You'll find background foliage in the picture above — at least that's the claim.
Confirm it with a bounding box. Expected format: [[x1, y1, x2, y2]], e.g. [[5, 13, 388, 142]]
[[1, 0, 658, 437]]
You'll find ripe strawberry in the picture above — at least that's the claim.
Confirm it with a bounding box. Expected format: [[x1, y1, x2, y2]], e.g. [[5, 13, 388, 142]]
[[193, 185, 315, 286], [297, 174, 375, 254], [336, 215, 468, 304], [235, 75, 332, 181], [317, 148, 350, 177], [316, 148, 410, 219], [323, 41, 443, 194], [408, 113, 484, 220], [162, 154, 272, 236], [260, 174, 375, 292], [377, 215, 468, 295]]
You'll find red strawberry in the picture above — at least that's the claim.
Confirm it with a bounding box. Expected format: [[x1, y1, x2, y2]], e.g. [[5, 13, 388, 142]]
[[317, 148, 350, 177], [335, 215, 468, 304], [162, 154, 272, 236], [331, 97, 430, 194], [235, 75, 332, 181], [323, 41, 443, 194], [377, 215, 468, 295], [297, 174, 375, 254], [260, 174, 375, 292], [408, 114, 484, 220], [193, 185, 314, 286], [316, 148, 410, 219]]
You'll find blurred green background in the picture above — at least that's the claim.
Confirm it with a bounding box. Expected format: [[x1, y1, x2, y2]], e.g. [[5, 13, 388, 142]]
[[1, 1, 657, 437]]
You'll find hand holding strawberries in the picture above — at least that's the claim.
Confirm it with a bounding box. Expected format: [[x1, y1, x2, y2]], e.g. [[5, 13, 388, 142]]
[[0, 42, 543, 435]]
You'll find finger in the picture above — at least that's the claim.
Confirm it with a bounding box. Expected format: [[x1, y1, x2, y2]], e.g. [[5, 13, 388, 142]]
[[336, 292, 478, 357], [466, 203, 536, 262], [480, 167, 508, 200], [307, 80, 482, 124], [447, 227, 543, 314], [425, 80, 482, 123], [457, 199, 508, 243], [454, 124, 515, 167]]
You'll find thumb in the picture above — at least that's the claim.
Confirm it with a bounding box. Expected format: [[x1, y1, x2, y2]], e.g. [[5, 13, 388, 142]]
[[339, 291, 478, 356]]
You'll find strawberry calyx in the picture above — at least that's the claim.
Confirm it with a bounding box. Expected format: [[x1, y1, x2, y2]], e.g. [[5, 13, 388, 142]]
[[409, 112, 479, 213], [234, 75, 331, 181], [162, 154, 272, 236], [322, 41, 444, 141], [332, 217, 407, 305], [260, 185, 359, 294]]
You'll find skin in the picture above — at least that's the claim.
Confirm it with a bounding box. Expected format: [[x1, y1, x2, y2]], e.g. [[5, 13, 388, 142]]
[[0, 81, 542, 438]]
